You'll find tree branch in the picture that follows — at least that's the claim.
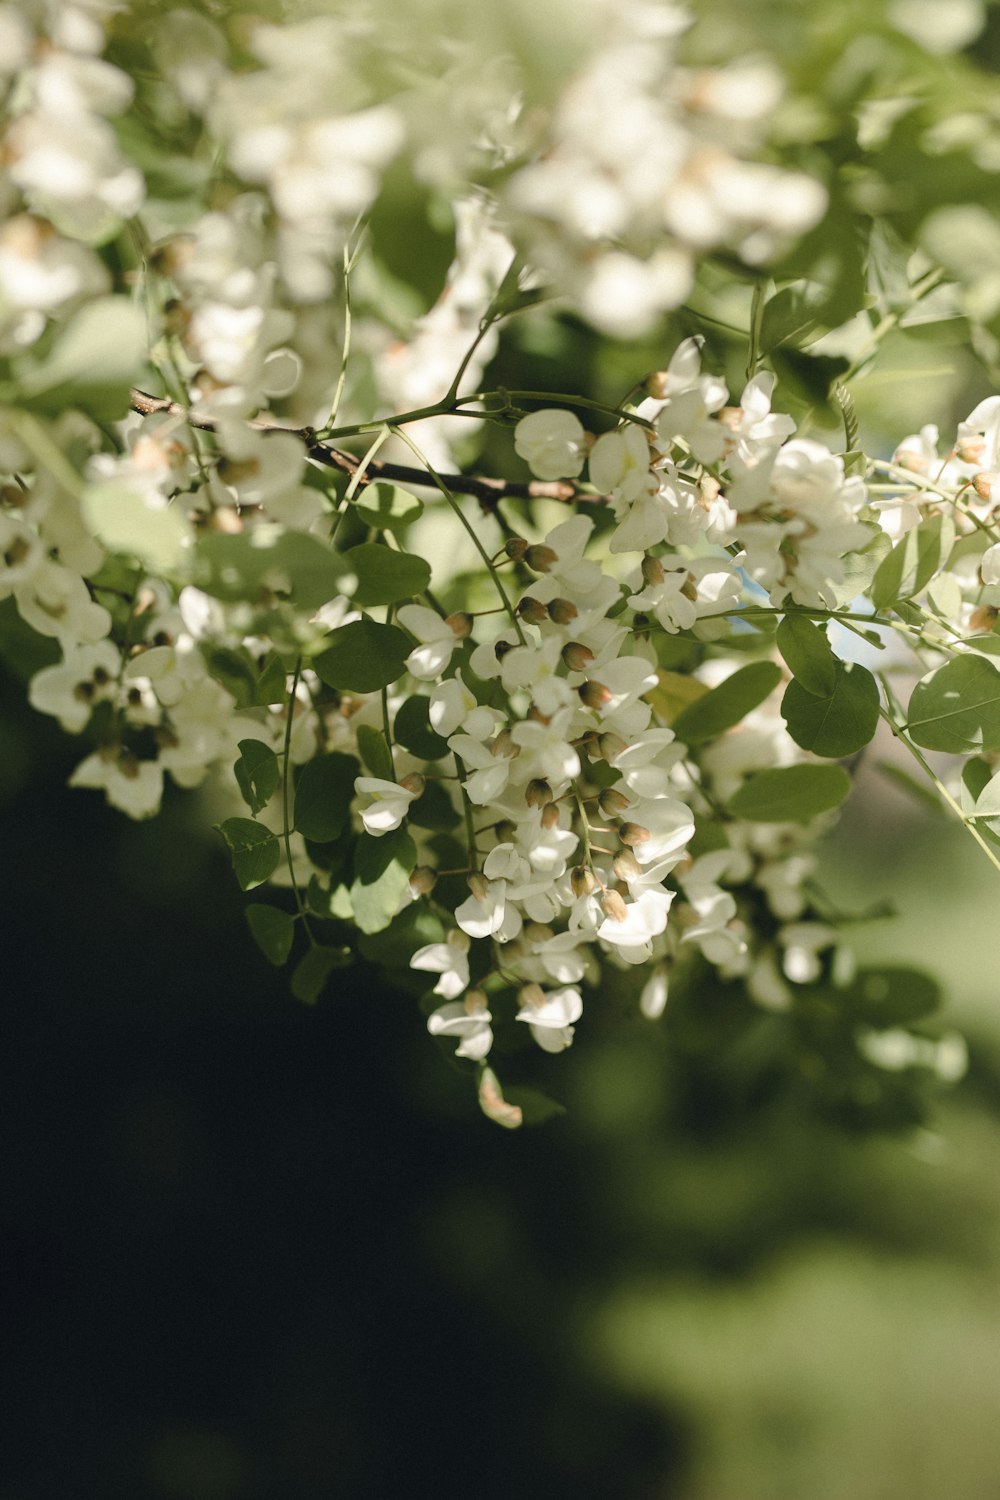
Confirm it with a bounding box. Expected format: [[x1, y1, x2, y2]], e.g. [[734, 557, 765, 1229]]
[[129, 389, 600, 512]]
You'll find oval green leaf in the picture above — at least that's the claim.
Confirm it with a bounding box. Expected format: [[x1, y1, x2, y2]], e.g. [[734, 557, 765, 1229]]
[[672, 661, 782, 745], [234, 738, 280, 815], [216, 817, 281, 890], [245, 903, 295, 966], [312, 618, 411, 693], [353, 482, 424, 532], [775, 615, 838, 697], [781, 662, 880, 758], [344, 543, 431, 607], [293, 751, 359, 842], [727, 764, 852, 823], [907, 655, 1000, 753]]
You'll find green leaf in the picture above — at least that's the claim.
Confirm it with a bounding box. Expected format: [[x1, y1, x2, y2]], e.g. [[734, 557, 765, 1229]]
[[907, 656, 1000, 753], [870, 513, 955, 609], [393, 694, 451, 760], [234, 739, 280, 815], [245, 903, 295, 966], [290, 943, 351, 1004], [253, 651, 287, 706], [344, 543, 431, 606], [973, 767, 1000, 818], [353, 482, 424, 531], [194, 529, 347, 609], [201, 644, 258, 708], [293, 752, 358, 842], [313, 618, 411, 693], [350, 827, 417, 935], [16, 297, 147, 419], [357, 904, 445, 968], [672, 661, 782, 745], [407, 778, 461, 831], [776, 615, 838, 696], [81, 480, 189, 571], [845, 967, 942, 1026], [356, 724, 394, 780], [216, 817, 281, 890], [759, 284, 826, 354], [781, 662, 880, 758], [727, 764, 852, 823], [829, 530, 891, 608]]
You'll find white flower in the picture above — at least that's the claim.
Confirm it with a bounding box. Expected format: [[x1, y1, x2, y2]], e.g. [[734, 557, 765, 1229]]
[[427, 994, 493, 1060], [355, 776, 418, 836], [410, 931, 471, 1000], [397, 604, 457, 680], [28, 640, 120, 732], [516, 985, 583, 1053], [514, 408, 587, 481], [598, 888, 673, 964], [69, 749, 164, 820]]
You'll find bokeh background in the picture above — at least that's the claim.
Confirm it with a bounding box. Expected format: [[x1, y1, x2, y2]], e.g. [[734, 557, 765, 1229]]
[[4, 610, 1000, 1500]]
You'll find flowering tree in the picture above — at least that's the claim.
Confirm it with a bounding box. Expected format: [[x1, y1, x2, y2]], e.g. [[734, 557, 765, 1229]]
[[4, 0, 998, 1126]]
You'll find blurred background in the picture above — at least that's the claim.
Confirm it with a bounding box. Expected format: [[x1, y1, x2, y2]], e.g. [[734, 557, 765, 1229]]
[[3, 641, 1000, 1500]]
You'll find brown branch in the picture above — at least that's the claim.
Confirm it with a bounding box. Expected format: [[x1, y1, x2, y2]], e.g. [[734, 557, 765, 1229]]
[[129, 389, 602, 512]]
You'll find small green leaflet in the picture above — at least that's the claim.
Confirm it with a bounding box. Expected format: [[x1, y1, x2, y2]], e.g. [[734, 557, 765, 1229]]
[[312, 618, 411, 693], [727, 763, 851, 823], [393, 694, 449, 759], [870, 513, 955, 609], [195, 529, 347, 610], [245, 903, 295, 966], [350, 827, 417, 935], [356, 724, 394, 781], [776, 615, 837, 697], [672, 661, 782, 745], [82, 481, 189, 571], [293, 752, 358, 842], [290, 944, 351, 1004], [907, 656, 1000, 753], [16, 296, 147, 419], [344, 543, 431, 606], [216, 817, 281, 890], [781, 662, 880, 758], [353, 482, 424, 531], [234, 739, 280, 815]]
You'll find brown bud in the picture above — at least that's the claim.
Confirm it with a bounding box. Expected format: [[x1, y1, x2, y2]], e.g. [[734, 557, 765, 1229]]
[[446, 611, 473, 638], [547, 597, 578, 625], [641, 554, 665, 586], [718, 405, 743, 433], [525, 921, 555, 944], [467, 872, 488, 903], [970, 604, 999, 633], [516, 595, 548, 626], [645, 370, 669, 400], [601, 889, 629, 923], [399, 773, 426, 797], [495, 819, 517, 843], [957, 435, 986, 465], [490, 730, 519, 759], [598, 787, 630, 817], [464, 988, 489, 1015], [974, 472, 1000, 504], [494, 639, 514, 661], [578, 679, 612, 709], [680, 574, 699, 603], [561, 641, 595, 672], [409, 865, 437, 895], [597, 731, 628, 762], [571, 865, 596, 898], [619, 821, 651, 848], [504, 537, 528, 560], [612, 849, 642, 881], [525, 544, 558, 573], [518, 983, 546, 1011], [526, 704, 551, 725], [541, 801, 561, 829], [525, 778, 552, 807], [209, 507, 243, 534]]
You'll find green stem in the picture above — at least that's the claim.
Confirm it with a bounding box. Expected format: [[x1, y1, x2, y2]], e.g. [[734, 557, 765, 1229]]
[[282, 657, 315, 944], [390, 425, 526, 643], [746, 279, 766, 384]]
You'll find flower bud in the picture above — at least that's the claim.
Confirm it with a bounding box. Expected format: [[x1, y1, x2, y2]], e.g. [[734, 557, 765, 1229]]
[[547, 597, 578, 624], [525, 921, 555, 944], [490, 730, 519, 759], [518, 982, 546, 1011], [641, 554, 665, 586], [495, 819, 517, 843], [957, 435, 986, 465], [974, 472, 1000, 504], [540, 801, 561, 829], [525, 778, 552, 807], [601, 889, 629, 923], [464, 988, 489, 1015], [516, 595, 548, 625], [597, 731, 628, 762], [399, 772, 426, 796], [970, 604, 999, 633], [645, 370, 669, 400], [612, 849, 642, 881], [209, 507, 243, 534], [561, 641, 595, 671], [494, 639, 514, 661], [504, 537, 528, 560], [571, 865, 596, 898], [467, 872, 488, 903], [578, 679, 612, 709], [680, 574, 699, 603], [619, 821, 651, 847], [598, 787, 630, 817], [525, 544, 558, 573], [409, 865, 437, 895], [446, 611, 474, 638]]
